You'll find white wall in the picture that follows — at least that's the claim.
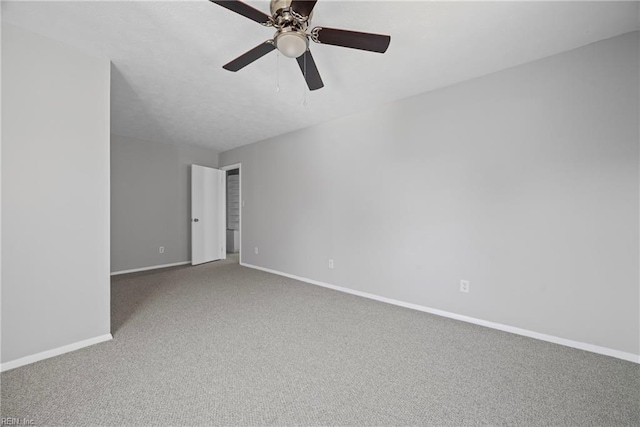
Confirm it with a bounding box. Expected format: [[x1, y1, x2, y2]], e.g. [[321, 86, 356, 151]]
[[221, 32, 640, 358], [1, 23, 111, 364], [110, 135, 218, 273]]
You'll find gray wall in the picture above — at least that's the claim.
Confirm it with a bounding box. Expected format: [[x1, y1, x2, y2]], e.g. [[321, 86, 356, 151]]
[[221, 32, 640, 356], [111, 135, 218, 272], [1, 23, 111, 363]]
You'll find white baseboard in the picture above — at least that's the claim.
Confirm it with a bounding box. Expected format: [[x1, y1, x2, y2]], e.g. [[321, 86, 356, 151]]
[[241, 262, 640, 364], [111, 261, 190, 276], [0, 334, 113, 372]]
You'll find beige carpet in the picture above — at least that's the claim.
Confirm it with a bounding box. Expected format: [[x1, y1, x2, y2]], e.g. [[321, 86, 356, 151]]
[[2, 256, 639, 425]]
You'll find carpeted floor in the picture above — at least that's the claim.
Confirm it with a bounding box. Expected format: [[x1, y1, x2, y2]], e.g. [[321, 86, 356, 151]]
[[2, 256, 639, 426]]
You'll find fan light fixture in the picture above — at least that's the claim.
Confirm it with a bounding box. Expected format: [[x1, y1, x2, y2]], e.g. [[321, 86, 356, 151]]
[[274, 30, 308, 58], [212, 0, 391, 91]]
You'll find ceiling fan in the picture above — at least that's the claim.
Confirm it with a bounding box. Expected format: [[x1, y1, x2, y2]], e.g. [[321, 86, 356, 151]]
[[210, 0, 391, 91]]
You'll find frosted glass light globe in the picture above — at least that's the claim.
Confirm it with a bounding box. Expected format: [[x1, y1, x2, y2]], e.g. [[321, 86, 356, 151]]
[[275, 31, 308, 58]]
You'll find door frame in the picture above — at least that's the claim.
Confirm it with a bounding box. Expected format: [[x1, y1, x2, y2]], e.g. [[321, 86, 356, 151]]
[[220, 163, 242, 264]]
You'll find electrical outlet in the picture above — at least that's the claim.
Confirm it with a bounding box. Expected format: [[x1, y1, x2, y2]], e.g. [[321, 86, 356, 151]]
[[159, 246, 165, 254], [328, 259, 334, 269], [254, 247, 259, 254], [460, 280, 470, 293]]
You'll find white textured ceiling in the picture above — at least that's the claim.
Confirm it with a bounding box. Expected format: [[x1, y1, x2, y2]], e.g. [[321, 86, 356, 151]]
[[2, 1, 639, 151]]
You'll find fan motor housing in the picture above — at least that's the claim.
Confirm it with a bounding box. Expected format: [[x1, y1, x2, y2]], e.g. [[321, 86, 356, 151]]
[[270, 0, 291, 15], [270, 0, 313, 23]]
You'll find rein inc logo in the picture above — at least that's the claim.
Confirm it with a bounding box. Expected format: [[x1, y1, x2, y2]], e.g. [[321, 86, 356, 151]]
[[1, 419, 35, 426]]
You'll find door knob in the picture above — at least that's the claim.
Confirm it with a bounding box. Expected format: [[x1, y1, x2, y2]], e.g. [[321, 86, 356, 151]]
[[193, 218, 199, 222]]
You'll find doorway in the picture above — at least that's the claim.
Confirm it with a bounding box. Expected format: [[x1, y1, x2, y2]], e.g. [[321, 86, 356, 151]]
[[221, 163, 241, 264]]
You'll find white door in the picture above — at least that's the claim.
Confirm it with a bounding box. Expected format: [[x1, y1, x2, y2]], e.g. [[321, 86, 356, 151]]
[[191, 165, 226, 265]]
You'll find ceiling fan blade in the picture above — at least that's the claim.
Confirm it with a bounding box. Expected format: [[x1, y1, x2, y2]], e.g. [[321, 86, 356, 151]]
[[290, 0, 318, 18], [296, 50, 324, 91], [209, 0, 271, 25], [223, 41, 275, 72], [312, 27, 390, 53]]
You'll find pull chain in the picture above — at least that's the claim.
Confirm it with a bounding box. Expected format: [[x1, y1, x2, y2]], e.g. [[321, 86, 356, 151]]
[[276, 50, 280, 93], [302, 52, 308, 106]]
